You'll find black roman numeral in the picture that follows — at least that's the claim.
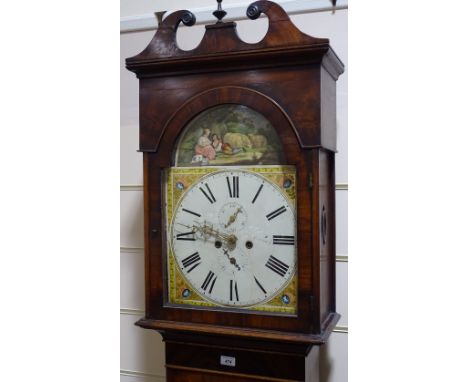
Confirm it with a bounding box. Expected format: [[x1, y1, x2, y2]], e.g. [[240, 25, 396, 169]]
[[176, 231, 196, 241], [273, 235, 295, 245], [226, 176, 239, 198], [266, 206, 287, 221], [230, 280, 239, 301], [182, 208, 201, 218], [251, 184, 263, 204], [201, 271, 217, 293], [265, 255, 289, 277], [200, 184, 216, 204], [254, 276, 267, 294], [181, 252, 201, 273]]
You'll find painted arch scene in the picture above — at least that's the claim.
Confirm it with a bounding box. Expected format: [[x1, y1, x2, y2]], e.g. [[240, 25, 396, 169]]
[[173, 104, 285, 166]]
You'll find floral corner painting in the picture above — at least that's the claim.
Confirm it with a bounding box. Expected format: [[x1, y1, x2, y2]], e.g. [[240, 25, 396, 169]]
[[174, 104, 285, 167]]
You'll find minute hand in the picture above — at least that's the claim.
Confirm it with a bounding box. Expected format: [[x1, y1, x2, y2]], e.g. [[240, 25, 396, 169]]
[[198, 225, 233, 241]]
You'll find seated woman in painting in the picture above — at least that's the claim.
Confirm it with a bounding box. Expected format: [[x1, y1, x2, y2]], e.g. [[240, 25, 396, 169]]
[[212, 133, 237, 155], [212, 134, 223, 152], [194, 128, 216, 161]]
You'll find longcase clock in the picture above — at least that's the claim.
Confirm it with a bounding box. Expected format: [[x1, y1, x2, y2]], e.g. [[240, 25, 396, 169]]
[[126, 1, 344, 381]]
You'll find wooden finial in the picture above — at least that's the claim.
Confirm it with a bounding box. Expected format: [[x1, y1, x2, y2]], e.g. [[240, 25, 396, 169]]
[[155, 11, 166, 26], [213, 0, 227, 23]]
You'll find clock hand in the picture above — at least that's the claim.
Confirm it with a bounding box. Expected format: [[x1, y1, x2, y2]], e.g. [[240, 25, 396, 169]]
[[222, 248, 240, 271], [174, 223, 196, 235], [194, 223, 237, 248], [177, 221, 218, 238], [224, 207, 243, 228], [177, 222, 196, 230], [175, 223, 226, 243], [205, 227, 231, 241]]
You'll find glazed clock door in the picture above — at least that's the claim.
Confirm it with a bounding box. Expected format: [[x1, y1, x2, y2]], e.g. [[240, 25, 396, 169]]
[[164, 104, 299, 315]]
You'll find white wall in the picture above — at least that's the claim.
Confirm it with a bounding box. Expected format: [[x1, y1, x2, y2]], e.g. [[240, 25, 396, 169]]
[[121, 3, 348, 381], [121, 0, 348, 18], [122, 0, 252, 16]]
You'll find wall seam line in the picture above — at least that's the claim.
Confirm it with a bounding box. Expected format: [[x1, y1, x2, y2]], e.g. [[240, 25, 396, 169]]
[[121, 368, 165, 379], [121, 1, 348, 34]]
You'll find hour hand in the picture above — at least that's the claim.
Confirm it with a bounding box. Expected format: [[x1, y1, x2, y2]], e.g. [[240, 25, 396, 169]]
[[195, 223, 237, 249], [225, 215, 236, 228]]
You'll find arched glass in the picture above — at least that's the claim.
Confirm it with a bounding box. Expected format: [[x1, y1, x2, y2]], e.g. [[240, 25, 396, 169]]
[[173, 104, 285, 166]]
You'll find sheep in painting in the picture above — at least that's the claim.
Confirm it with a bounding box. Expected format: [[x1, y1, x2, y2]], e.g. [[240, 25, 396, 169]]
[[223, 132, 252, 150], [247, 134, 267, 148]]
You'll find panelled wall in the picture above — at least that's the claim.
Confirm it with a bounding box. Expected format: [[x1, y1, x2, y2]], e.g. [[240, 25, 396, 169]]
[[121, 4, 348, 381]]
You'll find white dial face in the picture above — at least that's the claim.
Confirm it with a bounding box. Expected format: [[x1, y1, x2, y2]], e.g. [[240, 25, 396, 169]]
[[169, 169, 296, 308]]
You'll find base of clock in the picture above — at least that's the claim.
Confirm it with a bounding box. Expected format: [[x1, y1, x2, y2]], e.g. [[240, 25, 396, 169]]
[[165, 347, 320, 381], [162, 331, 321, 382]]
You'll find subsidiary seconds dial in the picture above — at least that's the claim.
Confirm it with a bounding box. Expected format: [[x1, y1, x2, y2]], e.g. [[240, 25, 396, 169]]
[[169, 169, 296, 308]]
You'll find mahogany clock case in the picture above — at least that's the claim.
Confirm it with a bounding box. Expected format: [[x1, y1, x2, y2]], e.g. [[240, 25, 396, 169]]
[[126, 0, 344, 346]]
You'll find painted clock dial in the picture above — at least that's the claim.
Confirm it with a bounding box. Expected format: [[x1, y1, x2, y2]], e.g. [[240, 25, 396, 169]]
[[169, 169, 296, 308]]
